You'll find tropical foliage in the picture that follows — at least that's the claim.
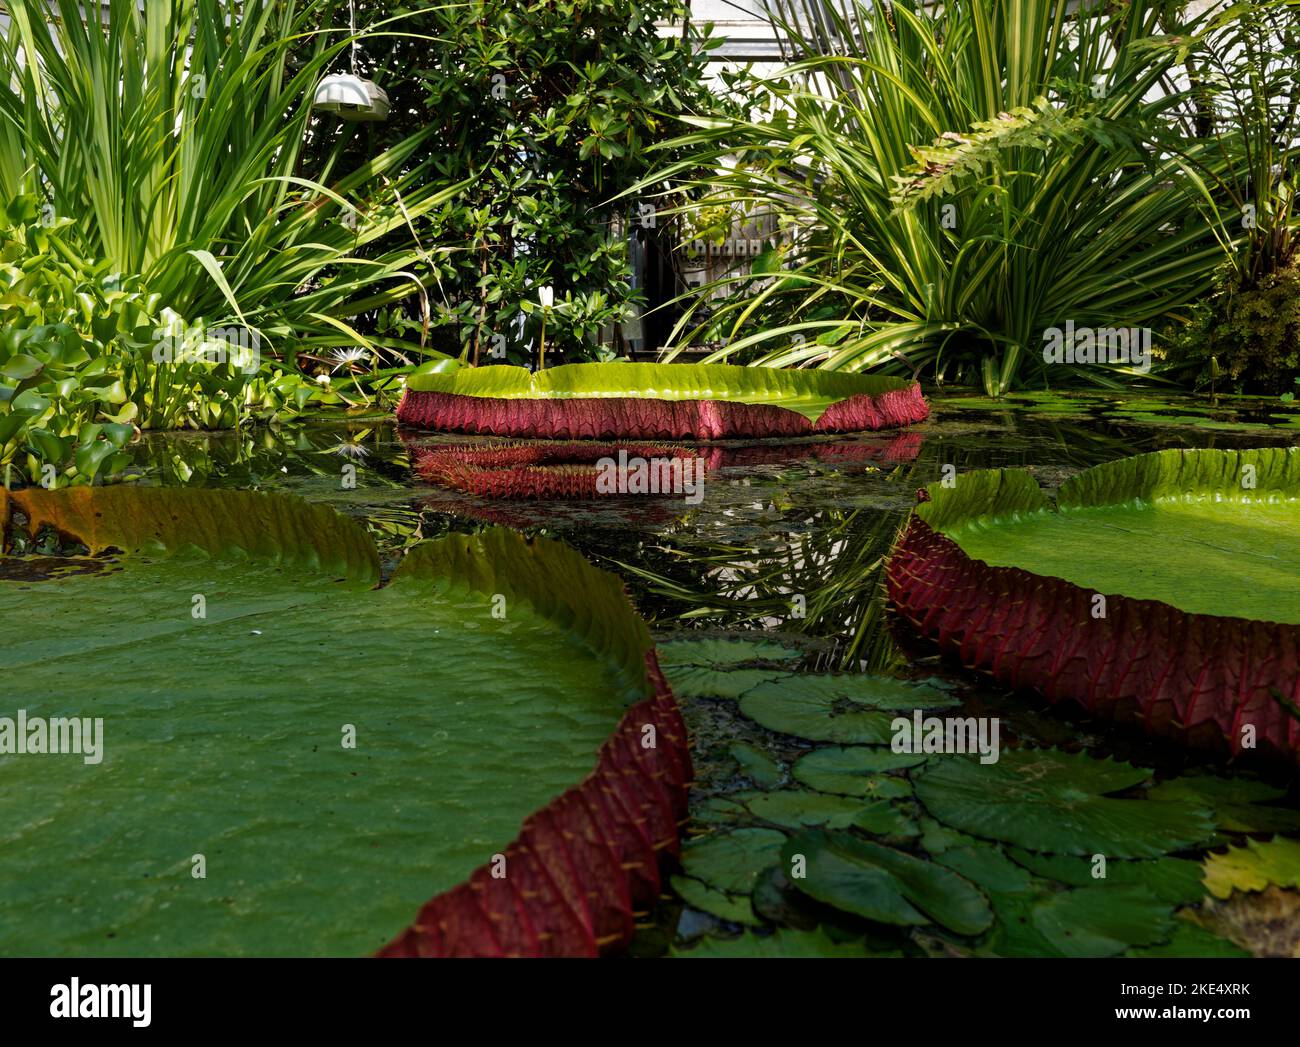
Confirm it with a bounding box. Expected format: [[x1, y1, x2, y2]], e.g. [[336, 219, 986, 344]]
[[645, 0, 1279, 394], [310, 0, 723, 365], [0, 0, 469, 481]]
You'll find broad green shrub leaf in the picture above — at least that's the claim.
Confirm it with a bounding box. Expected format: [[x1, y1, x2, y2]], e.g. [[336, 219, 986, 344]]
[[0, 488, 652, 956], [913, 749, 1215, 858], [673, 927, 872, 958], [784, 830, 993, 936], [793, 746, 916, 798], [658, 637, 801, 667], [1203, 837, 1300, 899]]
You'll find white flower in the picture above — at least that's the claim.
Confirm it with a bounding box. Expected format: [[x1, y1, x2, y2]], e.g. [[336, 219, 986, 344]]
[[330, 346, 370, 372], [315, 373, 332, 386], [331, 439, 370, 460], [537, 285, 554, 309]]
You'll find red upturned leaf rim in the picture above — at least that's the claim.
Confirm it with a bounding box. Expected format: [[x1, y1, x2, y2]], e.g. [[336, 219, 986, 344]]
[[885, 447, 1300, 761], [412, 441, 706, 500], [398, 362, 928, 439], [0, 487, 693, 957]]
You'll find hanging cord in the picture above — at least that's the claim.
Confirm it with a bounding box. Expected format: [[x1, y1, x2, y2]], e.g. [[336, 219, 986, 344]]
[[349, 0, 360, 75]]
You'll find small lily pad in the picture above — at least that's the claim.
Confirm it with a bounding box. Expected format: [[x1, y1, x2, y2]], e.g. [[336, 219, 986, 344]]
[[783, 830, 993, 936], [913, 749, 1215, 858], [728, 742, 783, 788], [673, 828, 786, 925], [661, 664, 790, 700], [793, 746, 916, 798], [745, 789, 880, 831], [1147, 774, 1300, 835], [1203, 837, 1300, 900], [658, 637, 801, 667], [739, 674, 960, 744], [1008, 850, 1206, 906]]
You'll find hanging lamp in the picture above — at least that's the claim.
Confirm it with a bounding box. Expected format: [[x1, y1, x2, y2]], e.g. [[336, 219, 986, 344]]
[[313, 0, 390, 122]]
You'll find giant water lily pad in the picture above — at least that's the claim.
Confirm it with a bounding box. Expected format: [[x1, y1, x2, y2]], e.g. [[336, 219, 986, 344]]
[[398, 362, 928, 438], [886, 448, 1300, 758], [0, 487, 683, 957]]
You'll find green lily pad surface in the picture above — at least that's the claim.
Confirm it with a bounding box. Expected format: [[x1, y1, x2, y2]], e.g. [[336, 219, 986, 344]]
[[407, 362, 917, 422], [0, 488, 650, 957], [928, 447, 1300, 623]]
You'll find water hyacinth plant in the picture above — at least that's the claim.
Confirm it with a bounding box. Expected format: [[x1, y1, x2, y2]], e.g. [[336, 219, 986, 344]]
[[646, 0, 1236, 395], [0, 0, 466, 475]]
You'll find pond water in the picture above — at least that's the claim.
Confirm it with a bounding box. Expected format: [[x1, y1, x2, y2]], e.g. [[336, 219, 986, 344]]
[[119, 390, 1300, 953]]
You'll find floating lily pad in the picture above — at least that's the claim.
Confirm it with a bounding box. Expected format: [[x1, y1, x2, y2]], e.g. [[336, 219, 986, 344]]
[[913, 749, 1215, 858], [672, 828, 787, 926], [1126, 923, 1252, 958], [1018, 886, 1175, 958], [728, 742, 783, 788], [1007, 851, 1206, 906], [658, 637, 802, 667], [400, 362, 929, 438], [0, 487, 674, 957], [793, 746, 916, 798], [1147, 774, 1300, 834], [783, 830, 993, 936], [740, 673, 954, 743], [887, 448, 1300, 758], [661, 664, 791, 700], [744, 789, 878, 830], [1203, 837, 1300, 900]]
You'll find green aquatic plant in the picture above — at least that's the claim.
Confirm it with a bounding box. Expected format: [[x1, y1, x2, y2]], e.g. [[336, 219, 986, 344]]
[[643, 0, 1229, 394], [0, 486, 685, 957]]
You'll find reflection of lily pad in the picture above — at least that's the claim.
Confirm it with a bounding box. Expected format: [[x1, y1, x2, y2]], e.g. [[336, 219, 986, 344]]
[[740, 674, 954, 743], [784, 830, 992, 935], [0, 487, 680, 957], [913, 749, 1215, 858]]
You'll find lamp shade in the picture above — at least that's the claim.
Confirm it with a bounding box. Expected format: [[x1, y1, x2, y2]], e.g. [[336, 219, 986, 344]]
[[313, 74, 390, 122]]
